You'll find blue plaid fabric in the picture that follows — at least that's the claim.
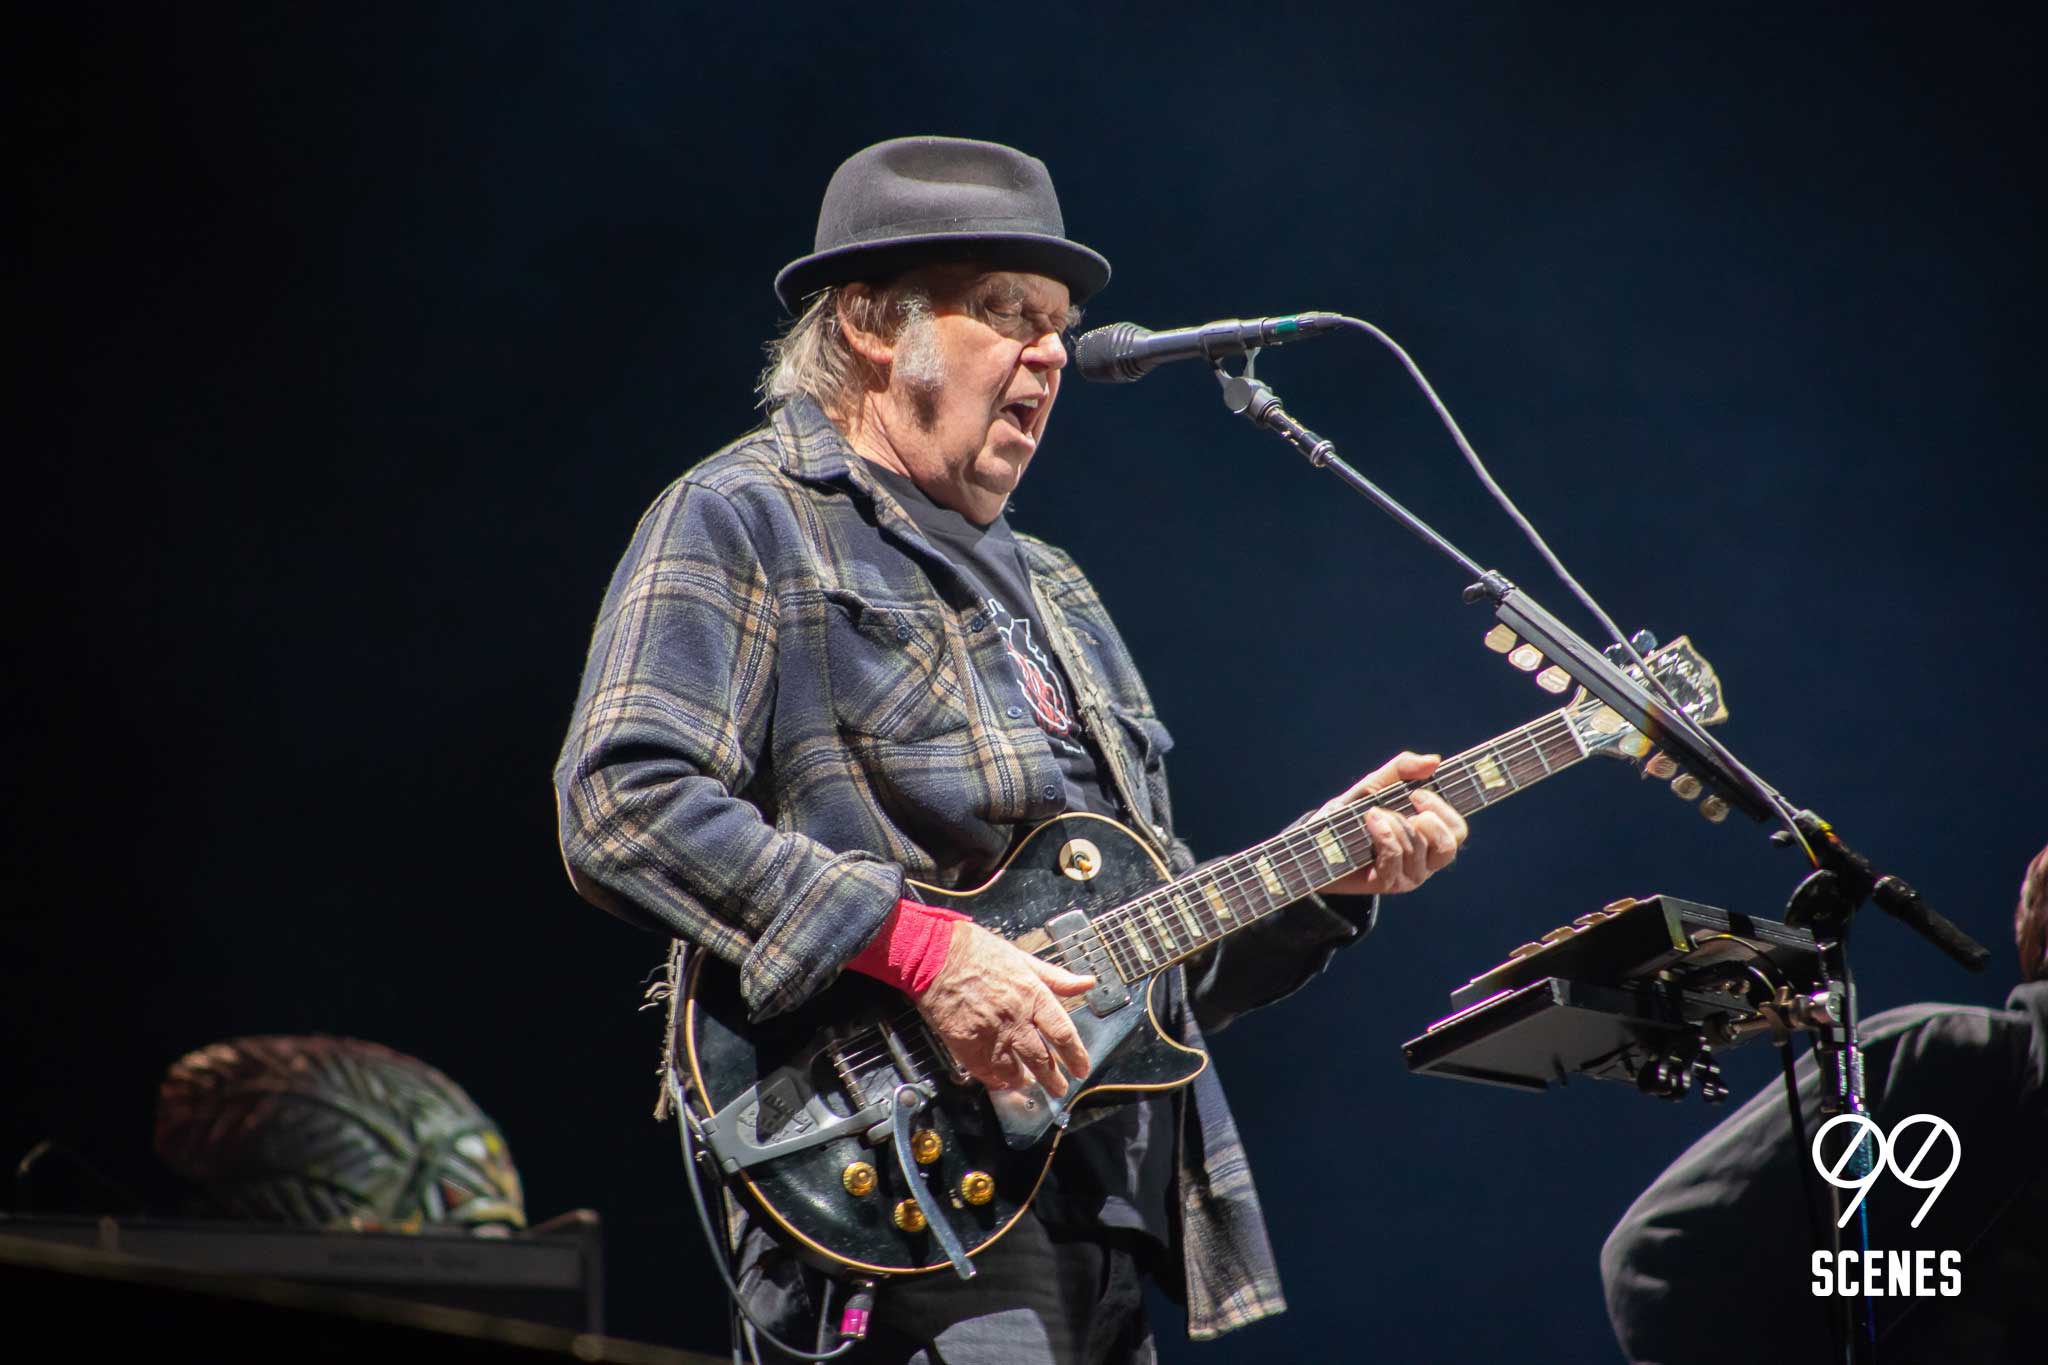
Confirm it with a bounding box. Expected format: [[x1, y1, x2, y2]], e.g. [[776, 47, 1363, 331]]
[[554, 397, 1378, 1338]]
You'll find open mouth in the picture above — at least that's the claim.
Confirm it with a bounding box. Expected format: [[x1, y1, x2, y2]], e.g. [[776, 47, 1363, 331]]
[[999, 394, 1042, 434]]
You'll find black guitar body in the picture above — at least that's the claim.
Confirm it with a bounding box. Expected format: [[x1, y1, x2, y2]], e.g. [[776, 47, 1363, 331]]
[[680, 812, 1206, 1277]]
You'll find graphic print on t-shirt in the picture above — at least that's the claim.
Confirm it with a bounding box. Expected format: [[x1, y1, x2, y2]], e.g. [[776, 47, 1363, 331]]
[[985, 596, 1073, 735]]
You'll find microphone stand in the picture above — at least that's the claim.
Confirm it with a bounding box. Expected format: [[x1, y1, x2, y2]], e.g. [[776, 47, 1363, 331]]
[[1211, 355, 1989, 1365]]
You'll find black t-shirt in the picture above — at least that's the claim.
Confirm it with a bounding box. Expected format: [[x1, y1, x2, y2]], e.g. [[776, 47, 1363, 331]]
[[865, 465, 1114, 818], [865, 464, 1175, 1259]]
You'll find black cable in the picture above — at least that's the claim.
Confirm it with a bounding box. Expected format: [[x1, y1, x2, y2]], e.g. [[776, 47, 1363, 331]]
[[1331, 314, 1818, 864], [669, 1073, 860, 1363], [1780, 1041, 1827, 1256], [815, 1279, 838, 1362], [1675, 936, 1790, 996], [1782, 1033, 1847, 1365]]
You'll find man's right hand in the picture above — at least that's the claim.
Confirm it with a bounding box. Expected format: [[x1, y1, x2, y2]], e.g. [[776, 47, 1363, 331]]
[[914, 923, 1095, 1097]]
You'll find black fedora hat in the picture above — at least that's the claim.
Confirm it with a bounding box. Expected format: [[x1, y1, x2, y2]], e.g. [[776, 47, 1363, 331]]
[[774, 136, 1111, 313]]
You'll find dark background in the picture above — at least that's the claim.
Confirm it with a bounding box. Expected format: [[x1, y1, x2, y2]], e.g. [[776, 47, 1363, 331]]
[[13, 3, 2044, 1359]]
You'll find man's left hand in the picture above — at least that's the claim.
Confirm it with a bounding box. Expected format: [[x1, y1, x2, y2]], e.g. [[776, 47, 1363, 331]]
[[1317, 751, 1469, 896]]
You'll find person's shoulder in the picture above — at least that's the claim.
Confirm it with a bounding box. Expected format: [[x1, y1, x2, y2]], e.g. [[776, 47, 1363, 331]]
[[1860, 999, 1992, 1044], [1012, 529, 1090, 592], [1870, 990, 2045, 1119], [603, 424, 803, 570], [629, 422, 803, 528], [1875, 995, 2038, 1053], [677, 421, 792, 504]]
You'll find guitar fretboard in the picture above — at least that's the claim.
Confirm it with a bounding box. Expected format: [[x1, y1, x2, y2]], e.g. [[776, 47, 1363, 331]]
[[1089, 708, 1588, 981]]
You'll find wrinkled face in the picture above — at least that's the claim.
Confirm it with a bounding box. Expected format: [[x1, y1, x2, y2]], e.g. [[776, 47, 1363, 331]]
[[871, 266, 1079, 523]]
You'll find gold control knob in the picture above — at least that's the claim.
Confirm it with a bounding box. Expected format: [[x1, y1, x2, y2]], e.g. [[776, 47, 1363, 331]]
[[841, 1162, 877, 1197], [892, 1199, 927, 1233], [959, 1171, 995, 1207], [910, 1129, 942, 1165]]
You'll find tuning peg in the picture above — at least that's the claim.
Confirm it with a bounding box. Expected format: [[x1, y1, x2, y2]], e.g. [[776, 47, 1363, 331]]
[[1629, 630, 1660, 655], [1670, 773, 1703, 801], [1508, 644, 1544, 671], [1644, 752, 1679, 780], [1698, 795, 1730, 823], [1484, 624, 1518, 654], [1534, 665, 1571, 694], [1603, 642, 1632, 665]]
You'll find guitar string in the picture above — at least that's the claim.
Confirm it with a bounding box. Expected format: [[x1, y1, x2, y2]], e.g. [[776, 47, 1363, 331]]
[[825, 708, 1588, 1076], [825, 711, 1591, 1079], [825, 653, 1697, 1078], [1082, 710, 1586, 971], [826, 709, 1589, 1075]]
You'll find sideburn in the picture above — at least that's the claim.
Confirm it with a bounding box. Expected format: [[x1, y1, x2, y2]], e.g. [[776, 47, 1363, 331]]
[[891, 304, 947, 432]]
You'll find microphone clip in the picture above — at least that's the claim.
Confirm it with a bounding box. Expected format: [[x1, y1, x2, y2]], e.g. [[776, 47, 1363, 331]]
[[1214, 346, 1271, 413], [1215, 362, 1336, 467]]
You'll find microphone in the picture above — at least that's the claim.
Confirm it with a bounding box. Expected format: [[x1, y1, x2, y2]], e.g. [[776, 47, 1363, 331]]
[[1072, 312, 1345, 383]]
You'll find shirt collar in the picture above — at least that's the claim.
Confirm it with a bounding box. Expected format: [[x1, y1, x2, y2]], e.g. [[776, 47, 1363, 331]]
[[771, 395, 960, 569], [771, 396, 865, 488]]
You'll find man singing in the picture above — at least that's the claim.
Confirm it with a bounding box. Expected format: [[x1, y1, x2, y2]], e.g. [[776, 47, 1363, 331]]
[[554, 136, 1467, 1363]]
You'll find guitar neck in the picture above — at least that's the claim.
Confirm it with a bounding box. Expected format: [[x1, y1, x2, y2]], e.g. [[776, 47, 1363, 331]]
[[1092, 708, 1589, 979]]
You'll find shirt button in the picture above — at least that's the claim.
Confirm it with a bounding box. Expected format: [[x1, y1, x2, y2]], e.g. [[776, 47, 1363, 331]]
[[894, 624, 911, 641], [1042, 784, 1059, 801], [1006, 705, 1024, 719]]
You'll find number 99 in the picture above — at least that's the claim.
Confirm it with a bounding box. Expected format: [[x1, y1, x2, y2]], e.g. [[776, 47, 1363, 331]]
[[1810, 1113, 1960, 1229]]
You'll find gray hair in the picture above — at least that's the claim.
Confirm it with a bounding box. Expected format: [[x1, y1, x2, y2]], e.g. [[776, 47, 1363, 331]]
[[756, 283, 939, 413]]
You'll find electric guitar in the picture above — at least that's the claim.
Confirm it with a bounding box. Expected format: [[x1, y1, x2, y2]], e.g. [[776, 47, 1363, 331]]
[[677, 631, 1729, 1279]]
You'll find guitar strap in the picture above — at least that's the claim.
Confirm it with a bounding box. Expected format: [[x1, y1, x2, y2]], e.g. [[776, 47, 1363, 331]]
[[1027, 572, 1168, 862]]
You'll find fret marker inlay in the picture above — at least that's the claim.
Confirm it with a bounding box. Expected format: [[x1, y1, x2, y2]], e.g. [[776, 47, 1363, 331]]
[[1204, 884, 1233, 921], [1316, 829, 1346, 866], [1076, 695, 1641, 993]]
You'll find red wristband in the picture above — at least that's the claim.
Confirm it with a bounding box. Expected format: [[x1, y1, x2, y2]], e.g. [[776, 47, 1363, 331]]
[[844, 898, 970, 997]]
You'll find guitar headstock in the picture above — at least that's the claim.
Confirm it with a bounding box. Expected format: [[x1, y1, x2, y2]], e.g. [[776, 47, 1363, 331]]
[[1487, 625, 1734, 820]]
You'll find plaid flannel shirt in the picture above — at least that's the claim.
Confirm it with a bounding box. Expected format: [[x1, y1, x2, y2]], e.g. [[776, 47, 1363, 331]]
[[554, 397, 1379, 1339]]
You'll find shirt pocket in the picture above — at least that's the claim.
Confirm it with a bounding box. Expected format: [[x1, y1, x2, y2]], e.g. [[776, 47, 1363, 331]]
[[823, 589, 970, 743]]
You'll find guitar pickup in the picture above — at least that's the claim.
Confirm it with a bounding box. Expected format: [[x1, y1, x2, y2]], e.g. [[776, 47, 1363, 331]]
[[1045, 910, 1131, 1016]]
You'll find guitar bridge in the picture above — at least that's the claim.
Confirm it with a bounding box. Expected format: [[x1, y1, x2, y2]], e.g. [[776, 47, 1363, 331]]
[[909, 1016, 973, 1085]]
